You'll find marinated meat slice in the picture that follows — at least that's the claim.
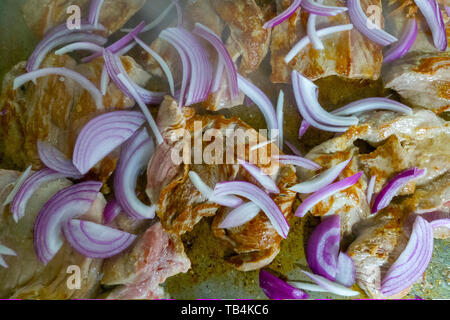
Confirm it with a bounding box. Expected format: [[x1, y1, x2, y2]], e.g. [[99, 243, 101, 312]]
[[146, 96, 298, 271], [22, 0, 146, 37], [298, 109, 450, 239], [101, 222, 190, 299], [0, 169, 105, 299], [0, 54, 151, 182], [211, 0, 271, 75], [270, 0, 383, 83], [382, 52, 450, 113]]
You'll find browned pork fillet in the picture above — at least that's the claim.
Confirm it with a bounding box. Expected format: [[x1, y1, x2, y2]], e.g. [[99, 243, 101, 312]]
[[0, 169, 105, 299]]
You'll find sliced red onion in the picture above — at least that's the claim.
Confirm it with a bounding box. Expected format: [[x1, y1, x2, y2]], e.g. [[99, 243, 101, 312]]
[[238, 159, 280, 194], [366, 175, 376, 205], [381, 216, 434, 296], [188, 171, 243, 207], [54, 42, 103, 56], [276, 90, 285, 147], [301, 270, 360, 296], [285, 24, 353, 63], [37, 140, 83, 179], [14, 67, 103, 110], [383, 18, 418, 64], [429, 219, 450, 230], [83, 22, 146, 63], [160, 27, 213, 107], [306, 215, 340, 280], [122, 2, 176, 33], [34, 181, 103, 265], [284, 141, 303, 156], [263, 0, 302, 29], [212, 181, 290, 239], [193, 23, 239, 99], [371, 167, 426, 214], [277, 154, 322, 171], [238, 75, 279, 137], [219, 202, 261, 229], [259, 270, 309, 300], [307, 13, 324, 50], [301, 0, 348, 16], [0, 244, 17, 268], [298, 120, 311, 139], [333, 97, 413, 116], [114, 128, 157, 220], [414, 0, 447, 51], [62, 219, 136, 258], [446, 6, 450, 17], [103, 49, 166, 106], [292, 70, 359, 133], [73, 111, 146, 175], [117, 73, 165, 146], [11, 169, 67, 223], [88, 0, 105, 27], [26, 23, 106, 72], [290, 158, 351, 194], [174, 0, 183, 27], [3, 165, 32, 206], [287, 281, 328, 292], [103, 200, 122, 224], [347, 0, 398, 46], [296, 172, 363, 217], [133, 36, 175, 96], [211, 59, 225, 93], [335, 252, 356, 287], [100, 64, 109, 95]]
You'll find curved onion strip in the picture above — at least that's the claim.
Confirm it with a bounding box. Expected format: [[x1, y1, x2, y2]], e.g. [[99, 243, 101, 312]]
[[3, 165, 32, 206], [306, 215, 340, 280], [284, 141, 303, 156], [259, 270, 309, 300], [103, 49, 165, 105], [188, 171, 243, 207], [0, 244, 17, 268], [290, 158, 351, 194], [26, 24, 106, 72], [34, 181, 102, 264], [55, 42, 103, 56], [211, 59, 225, 93], [296, 172, 363, 217], [117, 73, 164, 146], [37, 141, 83, 178], [212, 181, 289, 238], [285, 24, 353, 63], [62, 219, 136, 258], [383, 18, 418, 64], [335, 252, 356, 287], [276, 90, 285, 147], [301, 0, 348, 16], [366, 175, 376, 205], [193, 23, 239, 99], [238, 159, 280, 194], [219, 202, 261, 229], [263, 0, 302, 29], [11, 169, 67, 223], [429, 219, 450, 230], [72, 111, 146, 174], [371, 167, 426, 214], [103, 200, 122, 224], [414, 0, 447, 51], [238, 75, 279, 136], [114, 128, 156, 220], [88, 0, 105, 26], [133, 36, 175, 96], [160, 27, 213, 107], [298, 120, 311, 139], [83, 22, 146, 63], [277, 155, 322, 171], [122, 3, 176, 33], [333, 98, 413, 116], [287, 281, 328, 292], [307, 13, 325, 50], [381, 216, 434, 296], [347, 0, 398, 46], [14, 67, 103, 110], [292, 71, 358, 133], [100, 64, 109, 95], [301, 270, 360, 296]]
